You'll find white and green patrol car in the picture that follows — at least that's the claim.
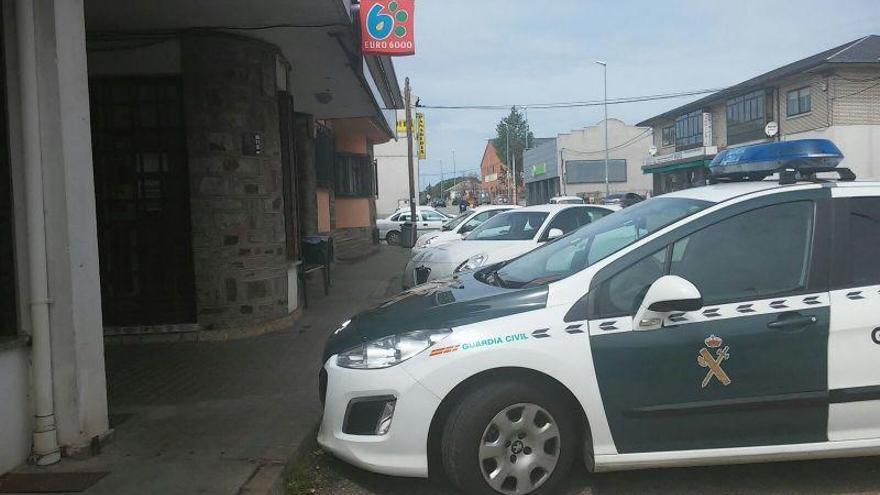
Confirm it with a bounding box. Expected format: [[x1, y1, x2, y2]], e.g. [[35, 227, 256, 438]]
[[318, 139, 880, 495]]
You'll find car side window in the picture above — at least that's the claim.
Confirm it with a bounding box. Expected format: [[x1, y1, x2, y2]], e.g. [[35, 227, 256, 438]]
[[461, 211, 490, 233], [390, 213, 400, 221], [594, 248, 669, 317], [841, 197, 880, 287], [398, 214, 411, 222], [670, 201, 815, 305], [545, 208, 581, 236], [422, 211, 446, 221], [584, 207, 611, 224]]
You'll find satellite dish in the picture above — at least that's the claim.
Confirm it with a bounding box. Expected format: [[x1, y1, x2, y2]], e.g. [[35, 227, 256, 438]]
[[648, 145, 658, 156]]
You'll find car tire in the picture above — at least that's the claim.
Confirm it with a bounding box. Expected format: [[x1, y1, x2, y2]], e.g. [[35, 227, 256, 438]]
[[386, 231, 401, 246], [441, 380, 578, 495]]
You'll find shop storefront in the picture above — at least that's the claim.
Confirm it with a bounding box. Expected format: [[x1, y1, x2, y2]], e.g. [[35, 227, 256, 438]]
[[642, 147, 716, 195]]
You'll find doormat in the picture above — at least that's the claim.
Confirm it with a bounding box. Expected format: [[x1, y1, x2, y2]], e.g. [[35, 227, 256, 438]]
[[0, 472, 108, 493]]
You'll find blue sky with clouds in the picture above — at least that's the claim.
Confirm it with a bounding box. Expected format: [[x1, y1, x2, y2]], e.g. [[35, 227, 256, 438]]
[[392, 0, 880, 190]]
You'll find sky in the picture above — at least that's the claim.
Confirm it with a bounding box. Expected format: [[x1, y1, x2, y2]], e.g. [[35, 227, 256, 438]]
[[392, 0, 880, 190]]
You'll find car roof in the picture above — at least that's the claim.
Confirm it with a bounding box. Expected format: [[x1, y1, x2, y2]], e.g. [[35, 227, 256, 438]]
[[662, 179, 880, 204], [549, 196, 582, 200], [513, 203, 610, 213], [472, 204, 520, 212]]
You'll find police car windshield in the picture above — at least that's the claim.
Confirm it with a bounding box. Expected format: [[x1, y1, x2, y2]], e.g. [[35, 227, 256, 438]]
[[490, 198, 711, 288]]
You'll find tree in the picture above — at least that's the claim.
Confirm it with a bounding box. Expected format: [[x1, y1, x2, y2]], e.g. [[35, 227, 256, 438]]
[[493, 107, 534, 190]]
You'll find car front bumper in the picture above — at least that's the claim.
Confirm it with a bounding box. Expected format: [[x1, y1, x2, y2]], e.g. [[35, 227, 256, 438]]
[[317, 358, 440, 478], [402, 259, 457, 289]]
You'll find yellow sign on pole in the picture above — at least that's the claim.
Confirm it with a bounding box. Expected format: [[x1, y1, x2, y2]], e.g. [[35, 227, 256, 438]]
[[396, 119, 408, 136], [417, 112, 426, 160]]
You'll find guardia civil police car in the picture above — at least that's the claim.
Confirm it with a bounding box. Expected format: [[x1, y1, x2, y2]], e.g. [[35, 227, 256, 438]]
[[319, 139, 880, 495]]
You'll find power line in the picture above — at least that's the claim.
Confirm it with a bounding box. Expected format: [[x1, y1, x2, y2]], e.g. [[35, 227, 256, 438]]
[[413, 88, 728, 111], [560, 129, 653, 156]]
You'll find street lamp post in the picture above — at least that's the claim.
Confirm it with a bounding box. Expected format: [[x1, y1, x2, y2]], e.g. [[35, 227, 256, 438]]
[[596, 60, 610, 198]]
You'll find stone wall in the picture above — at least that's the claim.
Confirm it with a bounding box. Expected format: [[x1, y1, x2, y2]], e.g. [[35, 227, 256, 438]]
[[182, 34, 288, 329]]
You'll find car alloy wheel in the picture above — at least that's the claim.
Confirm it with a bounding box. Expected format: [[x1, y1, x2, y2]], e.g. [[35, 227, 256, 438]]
[[478, 403, 560, 494], [386, 231, 401, 246]]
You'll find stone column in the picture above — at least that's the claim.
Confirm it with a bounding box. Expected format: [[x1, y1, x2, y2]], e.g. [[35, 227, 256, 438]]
[[182, 34, 289, 330], [295, 113, 319, 236]]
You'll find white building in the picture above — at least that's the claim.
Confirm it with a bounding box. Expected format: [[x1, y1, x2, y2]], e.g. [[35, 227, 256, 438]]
[[374, 107, 421, 216], [523, 119, 653, 204]]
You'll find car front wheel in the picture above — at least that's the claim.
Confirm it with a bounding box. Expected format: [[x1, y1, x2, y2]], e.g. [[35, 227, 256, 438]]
[[386, 230, 401, 246], [441, 380, 578, 495]]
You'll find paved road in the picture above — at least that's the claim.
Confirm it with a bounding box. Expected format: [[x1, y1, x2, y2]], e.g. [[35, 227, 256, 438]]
[[294, 444, 880, 495]]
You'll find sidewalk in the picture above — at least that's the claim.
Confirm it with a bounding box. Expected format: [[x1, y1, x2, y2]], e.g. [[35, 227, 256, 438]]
[[13, 245, 410, 495]]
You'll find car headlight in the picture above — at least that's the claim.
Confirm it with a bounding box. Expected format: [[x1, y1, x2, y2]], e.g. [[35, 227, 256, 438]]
[[336, 329, 453, 369], [454, 253, 488, 273], [416, 235, 437, 249]]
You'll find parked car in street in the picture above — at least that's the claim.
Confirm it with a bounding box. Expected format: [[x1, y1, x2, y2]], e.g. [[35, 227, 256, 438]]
[[431, 198, 447, 208], [319, 140, 880, 495], [377, 208, 451, 245], [549, 195, 584, 204], [412, 205, 519, 255], [603, 192, 646, 208], [402, 204, 616, 288]]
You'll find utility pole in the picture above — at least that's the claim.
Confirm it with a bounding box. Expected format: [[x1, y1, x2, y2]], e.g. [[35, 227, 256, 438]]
[[439, 159, 444, 201], [596, 61, 610, 197], [559, 148, 566, 195], [404, 77, 417, 245], [512, 152, 517, 205], [505, 124, 511, 202]]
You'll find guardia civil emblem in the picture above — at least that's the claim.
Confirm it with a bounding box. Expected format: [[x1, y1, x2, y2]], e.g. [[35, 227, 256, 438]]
[[697, 334, 731, 388]]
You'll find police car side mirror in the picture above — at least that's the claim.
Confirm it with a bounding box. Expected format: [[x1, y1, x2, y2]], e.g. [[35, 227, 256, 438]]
[[633, 276, 703, 331]]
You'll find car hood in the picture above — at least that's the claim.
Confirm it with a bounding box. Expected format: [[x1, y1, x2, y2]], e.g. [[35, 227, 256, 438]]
[[412, 239, 535, 264], [323, 272, 548, 362]]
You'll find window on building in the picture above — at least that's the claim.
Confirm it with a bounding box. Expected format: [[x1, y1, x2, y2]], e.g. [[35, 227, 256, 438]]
[[565, 159, 627, 184], [670, 201, 814, 305], [0, 32, 15, 337], [661, 125, 675, 147], [727, 90, 769, 145], [315, 126, 335, 183], [786, 86, 812, 117], [674, 111, 703, 150], [335, 153, 375, 197]]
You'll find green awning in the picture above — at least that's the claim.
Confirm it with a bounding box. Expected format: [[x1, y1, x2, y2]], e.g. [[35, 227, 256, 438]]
[[642, 159, 710, 175]]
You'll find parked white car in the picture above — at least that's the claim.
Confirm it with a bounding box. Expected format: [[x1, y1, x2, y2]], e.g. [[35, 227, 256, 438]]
[[412, 205, 519, 255], [378, 208, 452, 245], [402, 204, 617, 288], [549, 195, 585, 205]]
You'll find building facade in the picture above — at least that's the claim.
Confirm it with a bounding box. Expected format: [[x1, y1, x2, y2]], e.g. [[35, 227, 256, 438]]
[[523, 138, 560, 205], [640, 35, 880, 194], [522, 120, 653, 205], [374, 107, 420, 216], [0, 0, 399, 474], [479, 140, 507, 202]]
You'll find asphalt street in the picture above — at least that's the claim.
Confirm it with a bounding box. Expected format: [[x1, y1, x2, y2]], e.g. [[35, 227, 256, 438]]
[[293, 444, 880, 495]]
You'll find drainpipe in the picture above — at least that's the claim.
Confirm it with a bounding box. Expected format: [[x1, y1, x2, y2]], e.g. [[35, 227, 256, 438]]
[[16, 0, 61, 466]]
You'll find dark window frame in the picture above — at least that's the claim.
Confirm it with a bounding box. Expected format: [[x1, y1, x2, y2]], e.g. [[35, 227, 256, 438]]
[[334, 152, 375, 197], [661, 125, 675, 147], [0, 12, 16, 337], [726, 90, 770, 145], [674, 110, 703, 150], [786, 86, 812, 117]]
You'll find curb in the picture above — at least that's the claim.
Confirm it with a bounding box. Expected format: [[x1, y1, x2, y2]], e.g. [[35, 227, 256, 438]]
[[238, 423, 320, 495]]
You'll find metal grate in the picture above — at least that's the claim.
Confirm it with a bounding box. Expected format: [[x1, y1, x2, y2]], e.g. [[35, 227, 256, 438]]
[[89, 77, 196, 326]]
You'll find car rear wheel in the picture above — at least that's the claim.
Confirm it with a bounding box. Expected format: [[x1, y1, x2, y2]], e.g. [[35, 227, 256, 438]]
[[441, 380, 578, 495], [386, 230, 401, 246]]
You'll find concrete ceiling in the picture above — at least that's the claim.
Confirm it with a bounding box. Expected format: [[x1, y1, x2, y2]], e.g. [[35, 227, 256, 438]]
[[83, 0, 385, 121]]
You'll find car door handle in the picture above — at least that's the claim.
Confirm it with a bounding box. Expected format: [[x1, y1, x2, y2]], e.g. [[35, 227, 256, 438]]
[[767, 312, 817, 330]]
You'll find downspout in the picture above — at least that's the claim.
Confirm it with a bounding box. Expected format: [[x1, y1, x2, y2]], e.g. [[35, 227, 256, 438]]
[[16, 0, 61, 465]]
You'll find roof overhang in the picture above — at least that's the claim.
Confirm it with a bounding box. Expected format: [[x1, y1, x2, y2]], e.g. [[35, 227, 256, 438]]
[[84, 0, 399, 138]]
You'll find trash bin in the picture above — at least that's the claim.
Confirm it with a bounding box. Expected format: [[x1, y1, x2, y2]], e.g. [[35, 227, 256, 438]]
[[400, 222, 417, 248]]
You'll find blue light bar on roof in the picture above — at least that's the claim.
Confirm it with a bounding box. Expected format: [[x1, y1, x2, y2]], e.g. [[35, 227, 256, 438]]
[[709, 139, 844, 178]]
